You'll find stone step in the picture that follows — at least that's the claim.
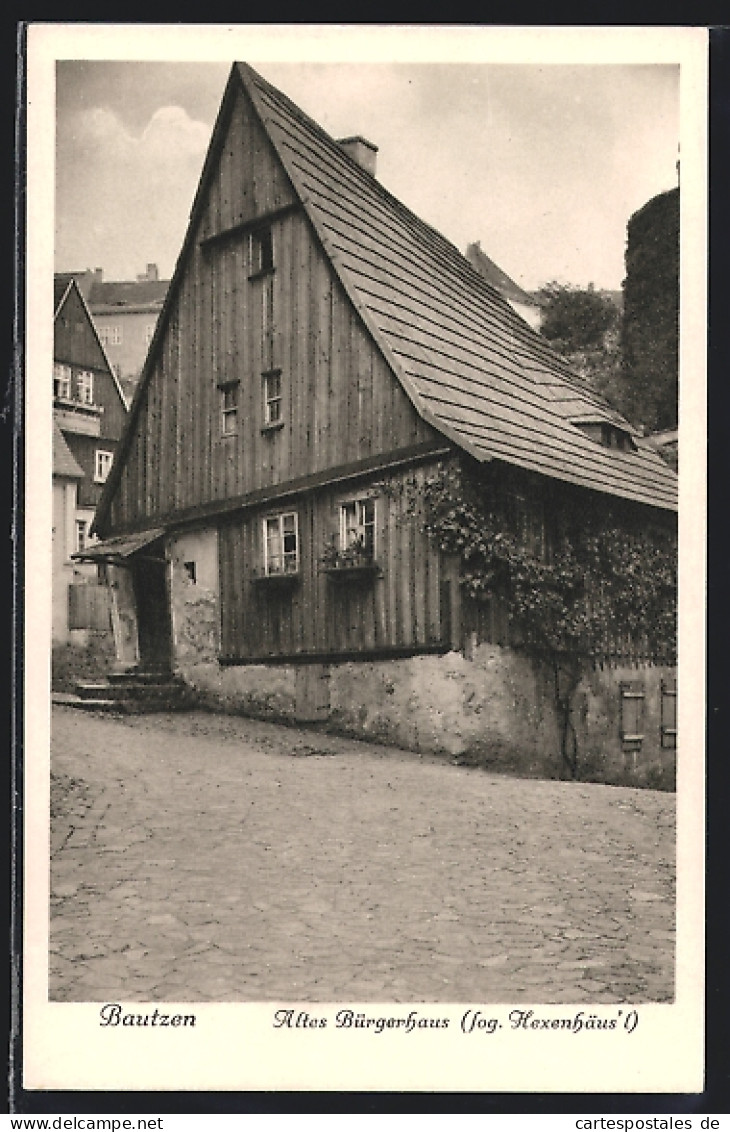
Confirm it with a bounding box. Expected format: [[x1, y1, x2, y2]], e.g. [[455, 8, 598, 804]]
[[76, 681, 129, 700], [77, 679, 184, 701], [66, 697, 129, 712], [107, 669, 174, 685], [61, 694, 191, 715]]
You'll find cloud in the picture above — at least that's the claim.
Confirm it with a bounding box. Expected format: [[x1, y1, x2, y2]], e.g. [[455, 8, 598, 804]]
[[56, 104, 211, 279]]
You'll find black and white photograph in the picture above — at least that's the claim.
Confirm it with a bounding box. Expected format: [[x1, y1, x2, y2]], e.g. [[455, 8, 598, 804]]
[[23, 23, 707, 1096]]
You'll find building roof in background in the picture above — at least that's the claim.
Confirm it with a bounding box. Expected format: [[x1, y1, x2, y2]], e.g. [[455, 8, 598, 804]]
[[98, 63, 677, 525], [465, 242, 543, 311], [53, 274, 130, 411], [87, 276, 169, 313], [54, 269, 169, 314], [53, 420, 84, 478]]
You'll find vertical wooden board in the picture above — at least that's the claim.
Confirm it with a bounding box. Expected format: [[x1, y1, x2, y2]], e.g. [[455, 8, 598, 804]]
[[238, 516, 249, 655], [275, 216, 292, 480], [225, 246, 237, 501], [189, 257, 201, 509], [251, 109, 262, 218], [315, 492, 329, 653], [230, 239, 245, 497], [186, 260, 198, 510], [174, 280, 185, 511], [239, 105, 253, 223], [222, 111, 235, 234], [354, 308, 371, 462], [139, 394, 150, 520], [426, 525, 442, 645], [167, 316, 179, 514], [218, 520, 231, 655], [191, 256, 202, 508], [317, 250, 334, 471], [152, 364, 163, 515], [303, 222, 317, 471], [241, 238, 254, 491], [409, 467, 425, 646], [227, 521, 240, 657], [397, 485, 412, 647], [333, 300, 350, 468], [227, 97, 243, 229], [143, 369, 155, 516], [302, 231, 316, 476], [238, 515, 250, 655], [285, 215, 299, 476], [158, 323, 169, 513], [385, 489, 399, 648], [211, 247, 221, 499]]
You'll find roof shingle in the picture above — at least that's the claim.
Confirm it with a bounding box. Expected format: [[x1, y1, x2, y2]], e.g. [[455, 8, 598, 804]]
[[240, 63, 677, 512]]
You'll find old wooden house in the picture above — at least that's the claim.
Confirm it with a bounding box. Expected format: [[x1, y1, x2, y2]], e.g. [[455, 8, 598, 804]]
[[81, 63, 678, 785], [53, 275, 128, 642]]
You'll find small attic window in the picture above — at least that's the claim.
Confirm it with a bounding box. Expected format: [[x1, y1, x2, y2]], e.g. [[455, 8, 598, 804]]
[[574, 421, 636, 452], [249, 226, 274, 278]]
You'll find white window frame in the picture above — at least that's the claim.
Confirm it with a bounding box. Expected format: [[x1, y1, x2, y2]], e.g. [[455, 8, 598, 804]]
[[339, 497, 377, 560], [75, 518, 88, 554], [76, 370, 95, 405], [53, 362, 72, 400], [144, 323, 155, 346], [263, 368, 283, 425], [94, 449, 114, 483], [263, 512, 299, 576], [220, 382, 239, 436]]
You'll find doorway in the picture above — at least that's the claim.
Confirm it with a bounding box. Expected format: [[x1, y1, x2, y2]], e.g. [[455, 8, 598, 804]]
[[131, 547, 172, 671]]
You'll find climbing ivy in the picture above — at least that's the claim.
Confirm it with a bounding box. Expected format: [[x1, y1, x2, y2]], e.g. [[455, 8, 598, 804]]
[[416, 460, 676, 776], [419, 460, 677, 666]]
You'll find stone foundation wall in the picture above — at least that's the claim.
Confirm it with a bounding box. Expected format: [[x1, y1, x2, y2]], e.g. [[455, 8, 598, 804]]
[[572, 664, 676, 790], [175, 646, 676, 789], [164, 532, 675, 789]]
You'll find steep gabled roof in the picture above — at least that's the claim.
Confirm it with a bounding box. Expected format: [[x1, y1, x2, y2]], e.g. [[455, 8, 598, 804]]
[[239, 63, 676, 512], [87, 276, 168, 312], [465, 242, 543, 312], [53, 275, 75, 316], [96, 63, 677, 533], [53, 275, 129, 412], [53, 421, 84, 478]]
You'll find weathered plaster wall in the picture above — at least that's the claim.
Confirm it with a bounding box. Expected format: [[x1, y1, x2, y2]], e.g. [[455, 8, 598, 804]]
[[328, 646, 563, 778], [178, 660, 297, 718], [167, 544, 675, 789], [108, 564, 139, 665], [178, 646, 676, 789], [52, 481, 75, 643], [169, 529, 220, 665], [572, 664, 676, 790]]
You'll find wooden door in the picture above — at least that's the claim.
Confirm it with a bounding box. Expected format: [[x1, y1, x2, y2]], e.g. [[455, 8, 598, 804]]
[[132, 554, 172, 671]]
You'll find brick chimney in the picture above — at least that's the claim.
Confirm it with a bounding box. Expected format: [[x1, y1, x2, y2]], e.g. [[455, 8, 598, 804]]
[[337, 136, 378, 177], [146, 263, 159, 282]]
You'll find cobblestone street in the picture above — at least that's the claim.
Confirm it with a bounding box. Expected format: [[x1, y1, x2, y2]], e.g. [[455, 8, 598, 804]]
[[50, 706, 675, 1004]]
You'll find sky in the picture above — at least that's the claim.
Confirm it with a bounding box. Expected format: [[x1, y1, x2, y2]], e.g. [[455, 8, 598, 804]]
[[54, 55, 681, 293]]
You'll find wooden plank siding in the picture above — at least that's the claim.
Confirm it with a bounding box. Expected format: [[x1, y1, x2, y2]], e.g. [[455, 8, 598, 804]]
[[108, 167, 433, 534], [217, 463, 451, 662], [243, 64, 676, 513]]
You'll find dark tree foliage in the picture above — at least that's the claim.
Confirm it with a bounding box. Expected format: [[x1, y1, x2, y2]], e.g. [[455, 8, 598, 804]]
[[418, 459, 677, 776], [621, 188, 679, 432], [536, 281, 629, 419], [537, 281, 619, 354]]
